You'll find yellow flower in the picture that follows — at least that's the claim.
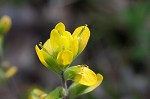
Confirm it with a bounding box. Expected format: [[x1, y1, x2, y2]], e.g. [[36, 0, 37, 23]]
[[5, 66, 18, 78], [35, 22, 90, 71], [29, 88, 47, 99], [64, 65, 103, 86], [83, 73, 103, 93], [0, 15, 12, 34], [72, 24, 90, 54], [73, 65, 97, 86], [65, 65, 103, 98]]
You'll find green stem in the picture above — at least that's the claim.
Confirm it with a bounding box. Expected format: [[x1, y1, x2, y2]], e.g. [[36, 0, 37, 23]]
[[9, 78, 21, 99], [62, 72, 69, 99], [0, 36, 4, 64]]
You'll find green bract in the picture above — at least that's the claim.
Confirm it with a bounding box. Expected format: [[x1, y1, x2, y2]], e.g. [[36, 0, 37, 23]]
[[68, 74, 103, 99], [64, 65, 103, 98]]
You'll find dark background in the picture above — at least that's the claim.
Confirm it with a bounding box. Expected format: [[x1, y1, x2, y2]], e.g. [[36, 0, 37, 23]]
[[0, 0, 150, 99]]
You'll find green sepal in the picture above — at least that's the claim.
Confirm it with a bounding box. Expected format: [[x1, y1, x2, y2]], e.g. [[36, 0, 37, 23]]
[[68, 83, 91, 99], [68, 73, 103, 99], [45, 87, 65, 99], [42, 50, 62, 75], [64, 66, 79, 81]]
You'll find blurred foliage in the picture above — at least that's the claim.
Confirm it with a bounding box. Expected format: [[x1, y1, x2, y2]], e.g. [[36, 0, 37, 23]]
[[121, 3, 150, 61], [74, 1, 150, 99]]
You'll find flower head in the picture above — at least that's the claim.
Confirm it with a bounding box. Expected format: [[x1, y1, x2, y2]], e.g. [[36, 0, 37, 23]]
[[35, 22, 90, 72], [0, 15, 12, 34]]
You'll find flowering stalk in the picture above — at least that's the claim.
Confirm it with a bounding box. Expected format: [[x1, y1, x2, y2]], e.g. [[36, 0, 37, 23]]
[[61, 71, 68, 99], [0, 15, 19, 99], [0, 36, 4, 60], [33, 22, 103, 99], [0, 15, 11, 58]]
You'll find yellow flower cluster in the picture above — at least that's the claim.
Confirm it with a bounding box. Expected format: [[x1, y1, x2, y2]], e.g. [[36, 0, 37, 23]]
[[35, 22, 90, 68], [35, 22, 103, 96]]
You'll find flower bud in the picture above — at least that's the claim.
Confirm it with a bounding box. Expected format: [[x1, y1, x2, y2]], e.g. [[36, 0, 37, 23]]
[[0, 15, 12, 34]]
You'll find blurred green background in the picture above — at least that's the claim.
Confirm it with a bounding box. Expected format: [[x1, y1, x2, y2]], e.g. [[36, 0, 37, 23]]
[[0, 0, 150, 99]]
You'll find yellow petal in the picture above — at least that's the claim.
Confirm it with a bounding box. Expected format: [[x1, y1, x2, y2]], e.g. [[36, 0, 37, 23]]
[[55, 22, 65, 34], [78, 26, 90, 53], [50, 29, 61, 53], [5, 66, 17, 78], [60, 35, 71, 50], [62, 31, 73, 43], [72, 26, 90, 54], [72, 26, 84, 38], [74, 66, 97, 86], [62, 31, 73, 49], [71, 36, 78, 57], [50, 30, 72, 54], [85, 73, 103, 92], [57, 50, 73, 66], [42, 39, 53, 55], [35, 45, 49, 67]]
